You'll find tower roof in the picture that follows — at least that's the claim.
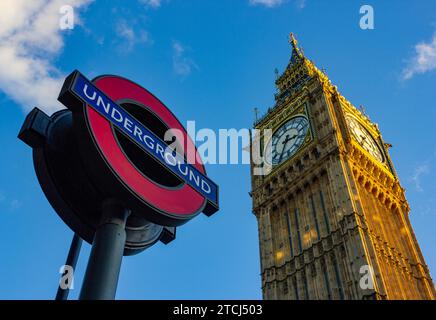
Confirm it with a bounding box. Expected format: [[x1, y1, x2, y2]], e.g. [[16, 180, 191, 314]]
[[274, 32, 312, 92], [254, 33, 329, 127], [275, 33, 309, 86], [288, 33, 305, 66]]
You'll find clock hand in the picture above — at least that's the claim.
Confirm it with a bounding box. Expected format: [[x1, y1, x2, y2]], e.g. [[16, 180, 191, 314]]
[[278, 134, 298, 162], [278, 144, 287, 162], [278, 135, 290, 161]]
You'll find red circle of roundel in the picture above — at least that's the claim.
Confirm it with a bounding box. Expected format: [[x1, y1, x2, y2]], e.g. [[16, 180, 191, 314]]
[[86, 76, 206, 216]]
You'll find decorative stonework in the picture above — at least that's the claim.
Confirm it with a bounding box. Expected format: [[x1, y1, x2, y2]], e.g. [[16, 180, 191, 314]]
[[250, 33, 436, 300]]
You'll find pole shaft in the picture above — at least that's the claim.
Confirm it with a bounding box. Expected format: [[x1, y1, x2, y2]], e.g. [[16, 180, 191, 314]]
[[79, 199, 130, 300], [55, 233, 83, 300]]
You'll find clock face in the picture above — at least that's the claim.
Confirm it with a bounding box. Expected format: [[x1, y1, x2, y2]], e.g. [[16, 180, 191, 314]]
[[265, 116, 310, 166], [345, 114, 384, 163]]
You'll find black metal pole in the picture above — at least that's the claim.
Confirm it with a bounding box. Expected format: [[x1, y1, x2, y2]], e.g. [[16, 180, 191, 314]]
[[55, 233, 83, 300], [79, 199, 130, 300]]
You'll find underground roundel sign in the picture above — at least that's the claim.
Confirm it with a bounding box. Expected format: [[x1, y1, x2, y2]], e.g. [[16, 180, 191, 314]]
[[58, 70, 219, 226]]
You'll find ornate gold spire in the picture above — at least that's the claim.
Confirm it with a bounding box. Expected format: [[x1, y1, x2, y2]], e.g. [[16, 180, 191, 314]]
[[289, 32, 298, 51], [289, 32, 303, 59]]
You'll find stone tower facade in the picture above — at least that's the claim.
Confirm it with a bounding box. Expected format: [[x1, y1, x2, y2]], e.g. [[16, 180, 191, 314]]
[[250, 34, 436, 300]]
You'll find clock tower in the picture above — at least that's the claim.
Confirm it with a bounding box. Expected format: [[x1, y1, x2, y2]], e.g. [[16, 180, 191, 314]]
[[250, 34, 436, 300]]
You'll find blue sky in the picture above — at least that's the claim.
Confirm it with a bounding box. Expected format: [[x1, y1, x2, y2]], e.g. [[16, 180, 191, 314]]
[[0, 0, 436, 299]]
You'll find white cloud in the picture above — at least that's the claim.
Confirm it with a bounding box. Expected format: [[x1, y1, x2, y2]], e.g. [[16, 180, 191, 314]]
[[115, 20, 151, 52], [249, 0, 284, 8], [0, 0, 92, 114], [249, 0, 305, 9], [402, 33, 436, 80], [139, 0, 162, 8], [172, 41, 198, 77], [296, 0, 306, 9], [411, 164, 430, 192]]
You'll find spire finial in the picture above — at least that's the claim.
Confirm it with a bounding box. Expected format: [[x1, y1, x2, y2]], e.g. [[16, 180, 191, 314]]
[[289, 32, 298, 50], [289, 32, 303, 60]]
